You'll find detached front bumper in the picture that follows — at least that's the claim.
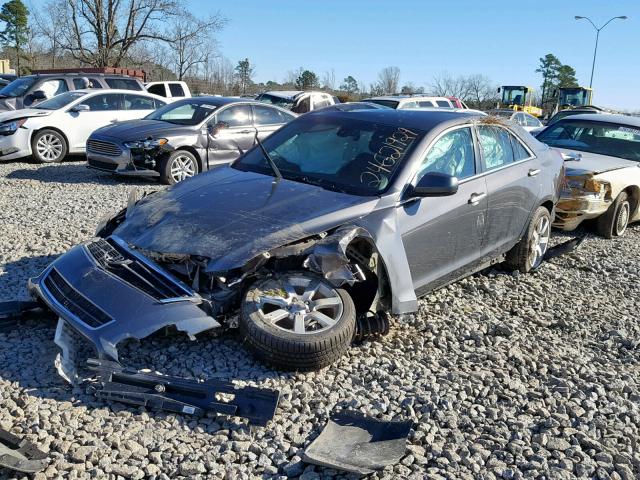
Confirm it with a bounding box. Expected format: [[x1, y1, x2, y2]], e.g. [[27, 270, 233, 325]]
[[0, 128, 30, 161], [28, 236, 220, 382], [553, 191, 611, 231]]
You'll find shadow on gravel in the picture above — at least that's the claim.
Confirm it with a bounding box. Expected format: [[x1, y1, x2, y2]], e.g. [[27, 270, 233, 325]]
[[5, 163, 157, 186]]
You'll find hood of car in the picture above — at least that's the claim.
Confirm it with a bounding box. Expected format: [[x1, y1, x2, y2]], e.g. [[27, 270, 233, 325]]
[[0, 108, 52, 122], [94, 119, 195, 141], [556, 148, 640, 176], [113, 166, 379, 272]]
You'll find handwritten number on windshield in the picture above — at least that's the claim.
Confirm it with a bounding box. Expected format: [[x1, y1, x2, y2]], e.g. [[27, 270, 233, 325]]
[[360, 128, 419, 189]]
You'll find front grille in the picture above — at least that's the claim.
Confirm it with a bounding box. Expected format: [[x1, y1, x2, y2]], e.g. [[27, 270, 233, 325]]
[[87, 139, 122, 156], [87, 158, 118, 171], [86, 238, 190, 301], [44, 269, 113, 329]]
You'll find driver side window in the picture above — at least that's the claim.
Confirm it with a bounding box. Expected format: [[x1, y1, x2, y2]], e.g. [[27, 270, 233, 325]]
[[416, 127, 476, 182]]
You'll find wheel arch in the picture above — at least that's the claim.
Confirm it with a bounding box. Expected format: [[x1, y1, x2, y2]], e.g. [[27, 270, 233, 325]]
[[623, 185, 640, 216], [174, 146, 203, 172], [31, 126, 70, 151]]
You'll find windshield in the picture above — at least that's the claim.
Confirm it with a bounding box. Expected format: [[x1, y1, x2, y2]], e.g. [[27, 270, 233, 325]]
[[559, 88, 590, 107], [537, 120, 640, 162], [233, 114, 425, 196], [365, 99, 400, 109], [145, 100, 217, 125], [256, 93, 295, 109], [502, 87, 527, 106], [35, 91, 87, 110], [0, 77, 37, 98]]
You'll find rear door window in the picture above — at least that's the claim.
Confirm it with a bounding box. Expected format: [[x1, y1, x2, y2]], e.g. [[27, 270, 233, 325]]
[[105, 78, 142, 91], [436, 100, 451, 107], [509, 133, 532, 160], [73, 78, 102, 89], [253, 105, 293, 125], [168, 83, 185, 97], [123, 94, 157, 110], [418, 101, 435, 107], [477, 125, 515, 170]]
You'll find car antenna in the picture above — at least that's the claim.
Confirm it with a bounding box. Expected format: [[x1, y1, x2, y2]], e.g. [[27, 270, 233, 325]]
[[254, 131, 282, 180]]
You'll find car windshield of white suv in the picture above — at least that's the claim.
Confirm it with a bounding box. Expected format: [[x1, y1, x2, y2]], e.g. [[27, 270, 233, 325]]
[[537, 120, 640, 161], [233, 114, 425, 196], [34, 91, 87, 110], [145, 100, 218, 125], [256, 93, 295, 109], [0, 77, 37, 97]]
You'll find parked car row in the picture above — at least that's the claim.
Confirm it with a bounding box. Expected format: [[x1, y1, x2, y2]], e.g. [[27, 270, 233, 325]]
[[1, 79, 636, 373]]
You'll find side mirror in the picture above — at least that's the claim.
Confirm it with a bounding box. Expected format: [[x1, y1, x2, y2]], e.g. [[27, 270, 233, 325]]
[[30, 90, 47, 100], [497, 87, 501, 93], [409, 172, 459, 197], [561, 151, 582, 162], [208, 121, 229, 136], [70, 104, 90, 113]]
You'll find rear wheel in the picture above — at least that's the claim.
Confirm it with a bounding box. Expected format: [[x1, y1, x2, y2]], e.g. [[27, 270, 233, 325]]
[[596, 192, 629, 238], [159, 150, 199, 184], [240, 272, 356, 371], [31, 129, 67, 163], [505, 206, 551, 272]]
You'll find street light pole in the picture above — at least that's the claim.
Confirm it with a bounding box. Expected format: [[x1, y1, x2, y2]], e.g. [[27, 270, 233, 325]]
[[575, 15, 628, 88]]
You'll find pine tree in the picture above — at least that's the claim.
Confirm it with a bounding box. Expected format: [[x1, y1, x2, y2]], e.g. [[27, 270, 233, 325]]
[[0, 0, 29, 75]]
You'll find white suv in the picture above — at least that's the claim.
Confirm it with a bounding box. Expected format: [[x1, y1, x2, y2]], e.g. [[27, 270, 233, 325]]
[[362, 95, 456, 109], [256, 91, 338, 113]]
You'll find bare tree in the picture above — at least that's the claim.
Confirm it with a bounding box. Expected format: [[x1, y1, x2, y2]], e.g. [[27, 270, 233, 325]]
[[32, 3, 65, 67], [430, 72, 472, 99], [465, 74, 498, 109], [55, 0, 179, 67], [321, 69, 335, 90], [376, 66, 400, 94], [165, 10, 225, 80]]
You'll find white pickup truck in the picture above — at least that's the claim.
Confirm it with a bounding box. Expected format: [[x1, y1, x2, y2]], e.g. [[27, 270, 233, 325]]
[[145, 81, 191, 101]]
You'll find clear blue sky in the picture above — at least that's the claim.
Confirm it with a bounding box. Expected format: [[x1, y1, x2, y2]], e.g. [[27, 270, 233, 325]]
[[188, 0, 638, 110]]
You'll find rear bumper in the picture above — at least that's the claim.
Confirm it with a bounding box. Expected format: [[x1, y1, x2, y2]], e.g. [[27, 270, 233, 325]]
[[29, 236, 220, 381]]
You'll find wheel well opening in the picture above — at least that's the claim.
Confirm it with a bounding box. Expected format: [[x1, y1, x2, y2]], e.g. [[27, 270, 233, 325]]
[[624, 186, 639, 215], [541, 200, 554, 214], [343, 237, 391, 316], [175, 146, 202, 172], [32, 127, 69, 149]]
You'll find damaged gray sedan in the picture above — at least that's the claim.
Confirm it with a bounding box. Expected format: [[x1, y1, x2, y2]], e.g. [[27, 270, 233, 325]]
[[29, 109, 564, 379]]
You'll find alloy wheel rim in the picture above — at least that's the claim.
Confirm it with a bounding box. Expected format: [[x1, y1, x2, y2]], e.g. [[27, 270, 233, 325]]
[[36, 134, 63, 161], [256, 275, 343, 335], [529, 215, 550, 269], [170, 155, 196, 182], [615, 202, 630, 236]]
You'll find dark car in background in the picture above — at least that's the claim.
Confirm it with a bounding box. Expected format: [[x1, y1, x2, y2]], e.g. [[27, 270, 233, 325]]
[[31, 109, 564, 380], [87, 96, 296, 184], [0, 73, 144, 111]]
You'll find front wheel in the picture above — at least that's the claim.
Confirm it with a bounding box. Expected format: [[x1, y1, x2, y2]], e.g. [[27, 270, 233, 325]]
[[159, 150, 199, 184], [240, 272, 356, 371], [505, 206, 551, 272], [31, 129, 68, 163], [596, 192, 629, 238]]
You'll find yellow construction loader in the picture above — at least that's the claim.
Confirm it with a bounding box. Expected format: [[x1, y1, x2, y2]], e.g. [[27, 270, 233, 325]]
[[497, 86, 543, 117]]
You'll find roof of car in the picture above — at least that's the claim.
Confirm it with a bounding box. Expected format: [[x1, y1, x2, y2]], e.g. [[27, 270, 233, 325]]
[[558, 113, 640, 127], [308, 108, 484, 130], [262, 90, 303, 99], [364, 95, 450, 102], [173, 96, 257, 106]]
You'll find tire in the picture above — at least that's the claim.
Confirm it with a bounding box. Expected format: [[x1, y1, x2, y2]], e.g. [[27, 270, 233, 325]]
[[505, 206, 552, 273], [240, 272, 356, 371], [159, 150, 199, 185], [31, 129, 67, 163], [596, 191, 629, 239]]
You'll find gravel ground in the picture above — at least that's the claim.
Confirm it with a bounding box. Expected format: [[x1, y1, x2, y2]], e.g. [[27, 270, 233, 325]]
[[0, 160, 638, 480]]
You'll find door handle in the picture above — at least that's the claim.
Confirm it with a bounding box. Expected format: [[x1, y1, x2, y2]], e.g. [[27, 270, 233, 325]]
[[468, 192, 487, 205], [528, 168, 541, 177]]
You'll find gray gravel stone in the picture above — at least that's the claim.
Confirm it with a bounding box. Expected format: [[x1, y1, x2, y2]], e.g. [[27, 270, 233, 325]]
[[0, 160, 639, 479]]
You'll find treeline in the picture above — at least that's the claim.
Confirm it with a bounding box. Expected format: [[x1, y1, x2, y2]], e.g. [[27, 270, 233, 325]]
[[0, 0, 577, 111]]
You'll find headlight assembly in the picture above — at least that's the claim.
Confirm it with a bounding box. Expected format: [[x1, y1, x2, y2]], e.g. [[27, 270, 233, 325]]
[[0, 118, 27, 135], [124, 138, 168, 150]]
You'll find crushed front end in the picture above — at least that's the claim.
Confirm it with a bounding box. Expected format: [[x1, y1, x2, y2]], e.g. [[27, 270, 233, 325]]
[[28, 236, 220, 382], [553, 174, 612, 230]]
